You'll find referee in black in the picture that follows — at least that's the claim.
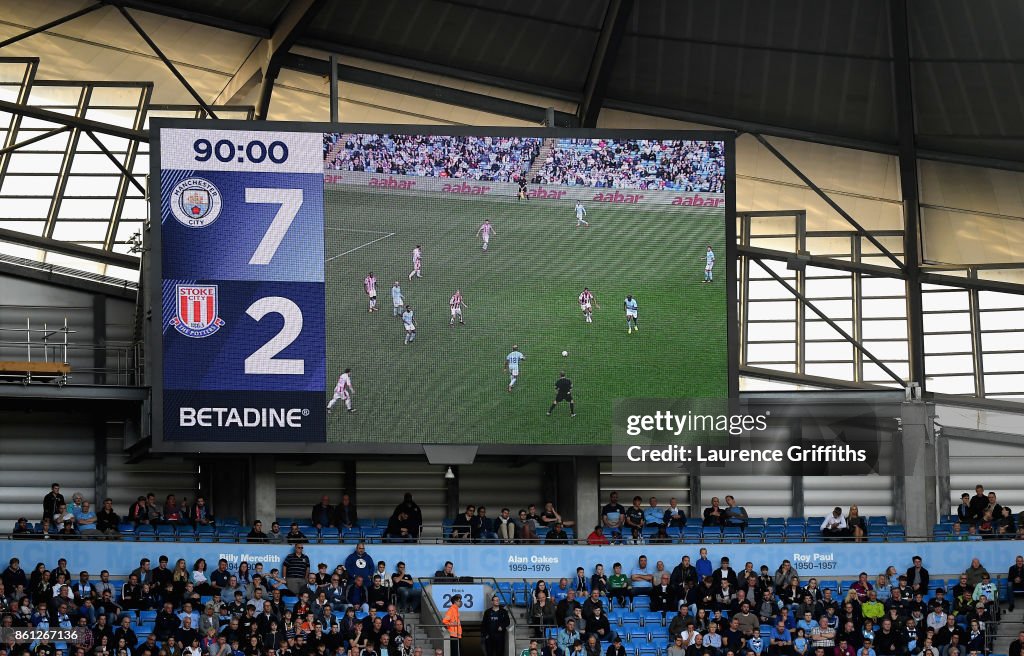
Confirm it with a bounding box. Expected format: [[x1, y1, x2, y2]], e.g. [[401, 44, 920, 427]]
[[546, 371, 576, 417]]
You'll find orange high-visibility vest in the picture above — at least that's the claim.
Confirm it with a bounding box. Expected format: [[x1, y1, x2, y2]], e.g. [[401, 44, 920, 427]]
[[442, 604, 462, 638]]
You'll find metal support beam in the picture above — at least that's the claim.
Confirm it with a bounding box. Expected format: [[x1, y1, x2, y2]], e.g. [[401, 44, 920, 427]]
[[104, 0, 270, 38], [739, 365, 894, 391], [281, 54, 580, 127], [751, 258, 907, 386], [329, 53, 339, 123], [84, 131, 147, 197], [0, 226, 140, 269], [739, 244, 903, 278], [115, 6, 219, 119], [0, 256, 137, 300], [577, 0, 634, 127], [752, 133, 906, 272], [257, 0, 324, 120], [0, 3, 104, 49], [0, 126, 68, 156], [0, 99, 148, 142], [890, 0, 926, 388], [214, 0, 324, 116], [94, 416, 108, 503]]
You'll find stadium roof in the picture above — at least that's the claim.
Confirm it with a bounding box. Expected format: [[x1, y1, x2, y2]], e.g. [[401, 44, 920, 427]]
[[3, 0, 1024, 170]]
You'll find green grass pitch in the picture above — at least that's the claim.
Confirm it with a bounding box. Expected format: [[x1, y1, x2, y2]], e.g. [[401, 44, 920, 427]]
[[324, 187, 729, 445]]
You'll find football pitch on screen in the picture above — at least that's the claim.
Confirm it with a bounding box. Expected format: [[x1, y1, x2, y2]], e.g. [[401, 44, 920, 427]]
[[323, 187, 728, 445]]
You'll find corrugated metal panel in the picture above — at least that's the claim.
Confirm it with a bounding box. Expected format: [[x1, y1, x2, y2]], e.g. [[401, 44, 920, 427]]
[[357, 460, 446, 530], [699, 475, 791, 517], [948, 437, 1024, 510], [459, 462, 545, 516], [105, 437, 198, 518], [599, 461, 690, 507], [0, 412, 94, 524], [275, 459, 346, 522], [805, 476, 893, 518]]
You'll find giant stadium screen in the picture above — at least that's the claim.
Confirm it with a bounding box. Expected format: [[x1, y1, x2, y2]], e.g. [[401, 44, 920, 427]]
[[150, 122, 736, 452]]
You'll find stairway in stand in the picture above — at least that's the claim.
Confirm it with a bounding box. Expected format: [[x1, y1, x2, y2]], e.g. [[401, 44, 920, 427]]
[[524, 137, 557, 182]]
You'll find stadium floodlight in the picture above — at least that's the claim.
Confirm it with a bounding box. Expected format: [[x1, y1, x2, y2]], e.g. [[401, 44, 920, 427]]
[[444, 466, 456, 480]]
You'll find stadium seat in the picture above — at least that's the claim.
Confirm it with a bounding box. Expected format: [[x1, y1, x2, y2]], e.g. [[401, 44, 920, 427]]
[[631, 597, 650, 611], [140, 610, 157, 623], [342, 527, 362, 543], [320, 527, 340, 544], [765, 517, 785, 527], [511, 582, 529, 607], [606, 607, 627, 627], [642, 611, 665, 627]]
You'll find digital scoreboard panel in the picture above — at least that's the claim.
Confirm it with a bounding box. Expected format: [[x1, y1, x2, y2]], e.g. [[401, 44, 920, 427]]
[[150, 121, 736, 452]]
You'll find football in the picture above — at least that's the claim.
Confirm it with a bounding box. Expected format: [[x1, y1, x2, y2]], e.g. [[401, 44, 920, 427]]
[[562, 350, 568, 357]]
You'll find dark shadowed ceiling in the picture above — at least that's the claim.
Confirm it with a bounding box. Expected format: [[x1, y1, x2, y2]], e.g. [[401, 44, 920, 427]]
[[120, 0, 1024, 166]]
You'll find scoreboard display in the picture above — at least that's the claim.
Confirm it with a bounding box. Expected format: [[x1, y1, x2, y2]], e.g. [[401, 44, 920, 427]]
[[149, 121, 735, 452]]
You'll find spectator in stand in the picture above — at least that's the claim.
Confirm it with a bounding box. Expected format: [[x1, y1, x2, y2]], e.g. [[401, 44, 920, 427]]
[[495, 508, 517, 543], [1009, 631, 1024, 656], [964, 560, 989, 588], [164, 495, 186, 526], [957, 494, 973, 525], [586, 526, 608, 545], [851, 573, 873, 603], [846, 506, 866, 542], [703, 497, 724, 527], [630, 556, 654, 596], [821, 508, 848, 540], [643, 497, 664, 529], [906, 557, 930, 595], [128, 496, 147, 526], [12, 517, 33, 538], [624, 497, 645, 543], [286, 523, 309, 544], [144, 493, 163, 525], [650, 573, 675, 613], [53, 502, 75, 526], [96, 499, 120, 537], [188, 496, 215, 528], [72, 501, 96, 536], [541, 502, 574, 529], [663, 497, 688, 528], [1007, 555, 1024, 612], [546, 523, 570, 544], [266, 522, 285, 544], [247, 521, 268, 543], [391, 562, 419, 613], [334, 494, 358, 530], [391, 493, 423, 531], [968, 486, 988, 525], [530, 592, 556, 639], [282, 544, 310, 596], [722, 496, 748, 530], [450, 505, 474, 542], [590, 565, 608, 596], [600, 493, 625, 539], [471, 507, 498, 543], [57, 519, 77, 538], [607, 563, 631, 604], [311, 496, 334, 531], [43, 484, 65, 522], [695, 547, 713, 583], [345, 543, 376, 583], [384, 510, 416, 543], [516, 509, 539, 544]]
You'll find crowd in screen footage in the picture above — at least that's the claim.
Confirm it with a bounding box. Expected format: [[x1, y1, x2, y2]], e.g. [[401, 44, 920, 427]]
[[323, 134, 725, 192]]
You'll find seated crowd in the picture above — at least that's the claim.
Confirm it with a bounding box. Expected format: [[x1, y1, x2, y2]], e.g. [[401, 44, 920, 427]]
[[946, 486, 1020, 541], [21, 485, 423, 545], [531, 139, 725, 192], [2, 542, 1022, 656], [519, 551, 1019, 656], [323, 134, 541, 182]]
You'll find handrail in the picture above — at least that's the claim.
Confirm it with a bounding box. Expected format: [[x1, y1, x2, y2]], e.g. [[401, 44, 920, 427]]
[[0, 532, 979, 544]]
